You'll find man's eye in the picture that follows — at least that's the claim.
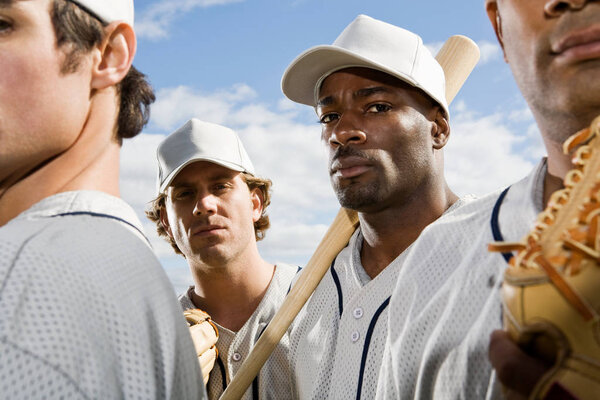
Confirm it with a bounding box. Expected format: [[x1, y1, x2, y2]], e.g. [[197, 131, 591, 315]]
[[366, 104, 391, 113], [0, 19, 12, 33], [320, 113, 339, 124], [174, 191, 193, 200]]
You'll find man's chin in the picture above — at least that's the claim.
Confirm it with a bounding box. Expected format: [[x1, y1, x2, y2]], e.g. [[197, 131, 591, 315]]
[[335, 186, 381, 212]]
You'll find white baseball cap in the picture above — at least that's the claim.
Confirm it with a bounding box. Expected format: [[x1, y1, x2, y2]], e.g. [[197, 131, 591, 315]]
[[156, 119, 255, 194], [281, 14, 448, 116], [69, 0, 134, 26]]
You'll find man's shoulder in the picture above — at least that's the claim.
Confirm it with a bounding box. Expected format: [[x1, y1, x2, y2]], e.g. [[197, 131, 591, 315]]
[[2, 212, 151, 261], [423, 190, 505, 235]]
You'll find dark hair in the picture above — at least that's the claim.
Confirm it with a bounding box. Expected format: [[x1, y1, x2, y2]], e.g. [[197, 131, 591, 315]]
[[51, 0, 155, 142], [146, 173, 273, 256]]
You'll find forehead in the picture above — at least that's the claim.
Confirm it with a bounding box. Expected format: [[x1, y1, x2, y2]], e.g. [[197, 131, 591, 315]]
[[317, 67, 433, 109], [171, 161, 240, 186], [318, 67, 414, 100], [0, 0, 51, 14], [322, 67, 407, 89], [0, 0, 39, 6]]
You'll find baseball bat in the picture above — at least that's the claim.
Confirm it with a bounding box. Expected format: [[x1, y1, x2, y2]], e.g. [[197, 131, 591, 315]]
[[220, 35, 480, 400]]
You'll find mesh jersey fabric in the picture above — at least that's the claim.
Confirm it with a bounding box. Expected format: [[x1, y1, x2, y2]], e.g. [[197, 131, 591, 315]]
[[0, 191, 206, 400], [288, 197, 471, 400], [179, 262, 299, 400], [375, 160, 546, 399]]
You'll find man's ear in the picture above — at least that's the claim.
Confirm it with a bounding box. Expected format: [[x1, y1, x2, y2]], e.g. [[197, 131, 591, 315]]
[[250, 188, 264, 223], [486, 0, 507, 62], [91, 22, 136, 90], [159, 207, 174, 239], [431, 108, 450, 150]]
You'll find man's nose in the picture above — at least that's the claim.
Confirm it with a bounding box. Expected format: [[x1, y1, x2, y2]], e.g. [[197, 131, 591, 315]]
[[544, 0, 590, 17], [193, 194, 218, 216], [327, 115, 367, 148]]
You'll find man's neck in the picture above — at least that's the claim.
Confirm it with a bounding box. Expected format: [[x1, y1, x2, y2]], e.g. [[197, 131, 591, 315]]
[[0, 90, 121, 226], [359, 182, 458, 279], [189, 246, 275, 332], [536, 107, 600, 206], [543, 140, 571, 207]]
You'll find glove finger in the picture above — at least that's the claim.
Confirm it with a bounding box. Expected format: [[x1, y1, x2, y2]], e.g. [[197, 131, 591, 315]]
[[189, 322, 219, 355], [199, 347, 217, 385], [185, 309, 211, 325]]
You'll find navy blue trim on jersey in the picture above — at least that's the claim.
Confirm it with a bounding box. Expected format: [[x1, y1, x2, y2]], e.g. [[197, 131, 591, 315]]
[[356, 297, 391, 400], [490, 187, 513, 263], [252, 376, 259, 400], [51, 211, 151, 247], [249, 323, 271, 400], [330, 257, 343, 318], [216, 356, 227, 391], [286, 266, 303, 295]]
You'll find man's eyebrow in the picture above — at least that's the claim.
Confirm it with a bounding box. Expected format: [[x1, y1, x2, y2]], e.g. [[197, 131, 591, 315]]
[[317, 86, 392, 107], [170, 182, 192, 189], [355, 86, 391, 98], [171, 174, 236, 188], [0, 0, 15, 7], [317, 95, 335, 108]]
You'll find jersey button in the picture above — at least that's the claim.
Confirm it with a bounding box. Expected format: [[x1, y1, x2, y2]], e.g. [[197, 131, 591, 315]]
[[353, 307, 364, 319], [351, 331, 360, 342], [232, 352, 242, 362]]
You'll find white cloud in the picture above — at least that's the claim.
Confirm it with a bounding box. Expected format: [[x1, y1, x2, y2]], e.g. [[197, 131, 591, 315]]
[[477, 40, 502, 65], [445, 107, 541, 197], [136, 0, 244, 40], [149, 84, 256, 131], [425, 41, 444, 57], [509, 106, 533, 123], [259, 222, 330, 266]]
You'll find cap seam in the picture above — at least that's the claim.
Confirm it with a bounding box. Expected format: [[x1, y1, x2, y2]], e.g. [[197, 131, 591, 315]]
[[410, 38, 419, 77]]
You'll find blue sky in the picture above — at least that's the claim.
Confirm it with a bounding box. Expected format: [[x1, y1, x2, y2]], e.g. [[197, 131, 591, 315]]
[[119, 0, 545, 293]]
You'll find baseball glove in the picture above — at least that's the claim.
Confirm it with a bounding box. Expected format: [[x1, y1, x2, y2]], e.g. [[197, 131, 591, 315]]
[[184, 309, 219, 385], [489, 116, 600, 399]]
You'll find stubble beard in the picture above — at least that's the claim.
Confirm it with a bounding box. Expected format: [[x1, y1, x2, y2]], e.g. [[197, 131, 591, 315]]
[[334, 179, 382, 212]]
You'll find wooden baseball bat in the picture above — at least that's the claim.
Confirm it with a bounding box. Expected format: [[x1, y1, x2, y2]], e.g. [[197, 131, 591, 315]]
[[220, 35, 480, 400]]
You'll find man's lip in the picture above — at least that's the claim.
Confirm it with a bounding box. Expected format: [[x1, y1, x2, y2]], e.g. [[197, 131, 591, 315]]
[[192, 225, 225, 236], [331, 156, 373, 179], [552, 25, 600, 61]]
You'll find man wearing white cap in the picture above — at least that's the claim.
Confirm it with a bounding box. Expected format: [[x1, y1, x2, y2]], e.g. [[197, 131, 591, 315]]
[[147, 119, 298, 399], [0, 1, 205, 398], [281, 15, 470, 399]]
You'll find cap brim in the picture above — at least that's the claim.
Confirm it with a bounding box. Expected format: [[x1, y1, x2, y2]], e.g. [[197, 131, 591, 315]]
[[159, 157, 247, 194], [282, 45, 427, 107]]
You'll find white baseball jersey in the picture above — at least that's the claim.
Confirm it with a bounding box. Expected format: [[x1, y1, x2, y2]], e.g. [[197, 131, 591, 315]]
[[376, 160, 546, 399], [289, 198, 471, 400], [179, 262, 300, 400], [0, 191, 206, 399]]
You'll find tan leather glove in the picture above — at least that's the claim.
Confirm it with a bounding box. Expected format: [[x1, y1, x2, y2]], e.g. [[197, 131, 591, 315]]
[[489, 116, 600, 399], [184, 309, 219, 385]]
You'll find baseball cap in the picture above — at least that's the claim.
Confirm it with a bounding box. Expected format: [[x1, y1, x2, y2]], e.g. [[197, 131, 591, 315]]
[[281, 14, 448, 116], [68, 0, 134, 26], [156, 119, 255, 194]]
